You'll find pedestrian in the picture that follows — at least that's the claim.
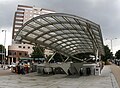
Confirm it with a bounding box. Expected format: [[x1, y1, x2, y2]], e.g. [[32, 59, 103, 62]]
[[20, 63, 25, 75]]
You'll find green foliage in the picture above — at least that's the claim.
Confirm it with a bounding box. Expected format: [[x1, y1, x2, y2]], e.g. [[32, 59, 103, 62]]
[[0, 45, 5, 53], [54, 53, 66, 62], [115, 50, 120, 59], [31, 46, 44, 58], [0, 45, 6, 61], [101, 45, 113, 62]]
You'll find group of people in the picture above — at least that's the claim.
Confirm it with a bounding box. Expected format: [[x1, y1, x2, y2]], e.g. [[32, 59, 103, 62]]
[[13, 61, 31, 75]]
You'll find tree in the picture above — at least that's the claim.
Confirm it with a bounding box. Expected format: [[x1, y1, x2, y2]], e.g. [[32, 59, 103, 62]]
[[101, 45, 113, 64], [53, 53, 66, 62], [0, 44, 6, 63], [115, 50, 120, 59], [31, 46, 45, 58]]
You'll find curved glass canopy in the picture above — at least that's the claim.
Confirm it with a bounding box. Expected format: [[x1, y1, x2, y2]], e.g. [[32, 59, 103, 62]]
[[15, 13, 104, 60]]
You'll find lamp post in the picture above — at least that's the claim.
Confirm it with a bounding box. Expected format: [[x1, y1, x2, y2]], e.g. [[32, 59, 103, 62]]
[[2, 30, 6, 68], [106, 38, 117, 53]]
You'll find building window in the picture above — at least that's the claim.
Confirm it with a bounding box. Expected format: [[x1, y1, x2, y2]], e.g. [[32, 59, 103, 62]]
[[23, 46, 25, 48], [8, 52, 12, 55], [18, 46, 21, 48], [25, 53, 27, 56], [14, 52, 16, 55], [19, 53, 22, 56], [28, 46, 30, 49]]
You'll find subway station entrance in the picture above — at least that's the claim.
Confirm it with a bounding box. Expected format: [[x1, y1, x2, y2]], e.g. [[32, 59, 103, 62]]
[[15, 13, 104, 75]]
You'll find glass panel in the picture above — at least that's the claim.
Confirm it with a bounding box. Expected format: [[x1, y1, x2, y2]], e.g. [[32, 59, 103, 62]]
[[57, 41, 62, 44], [50, 38, 57, 41], [73, 47, 77, 49], [75, 44, 79, 46], [47, 25, 56, 29], [82, 35, 88, 38], [76, 41, 80, 43], [66, 46, 70, 48], [56, 36, 63, 39], [71, 41, 76, 43], [72, 50, 76, 52], [63, 30, 70, 33], [45, 40, 52, 44], [43, 34, 51, 38], [49, 32, 57, 36], [56, 31, 63, 34], [40, 27, 50, 32], [62, 39, 67, 42], [61, 43, 66, 46], [41, 19, 49, 24], [68, 38, 73, 41], [92, 29, 99, 35], [16, 36, 21, 40], [62, 35, 68, 38], [45, 17, 56, 23], [66, 42, 71, 44], [37, 37, 45, 41], [28, 34, 37, 38], [79, 21, 86, 26], [22, 39, 30, 43], [68, 34, 74, 37], [75, 34, 82, 37], [54, 24, 64, 29], [34, 20, 42, 26], [71, 30, 78, 33], [68, 17, 76, 23], [64, 24, 73, 28], [24, 26, 33, 31], [70, 45, 74, 47], [79, 30, 85, 34], [33, 30, 43, 35], [30, 22, 40, 27], [20, 31, 27, 35], [74, 38, 79, 40], [74, 24, 80, 29], [56, 16, 65, 22], [51, 43, 58, 47]]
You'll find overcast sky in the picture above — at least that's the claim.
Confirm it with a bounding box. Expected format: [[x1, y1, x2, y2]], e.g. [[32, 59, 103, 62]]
[[1, 0, 120, 54]]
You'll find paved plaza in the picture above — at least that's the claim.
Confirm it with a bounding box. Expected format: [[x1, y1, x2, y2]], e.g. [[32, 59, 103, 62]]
[[0, 65, 119, 88]]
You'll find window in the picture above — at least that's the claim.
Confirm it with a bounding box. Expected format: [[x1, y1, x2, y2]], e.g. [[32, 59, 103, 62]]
[[28, 46, 30, 49], [23, 46, 25, 48], [19, 53, 22, 56], [8, 52, 12, 55], [14, 52, 16, 55], [25, 53, 27, 56], [18, 46, 21, 48]]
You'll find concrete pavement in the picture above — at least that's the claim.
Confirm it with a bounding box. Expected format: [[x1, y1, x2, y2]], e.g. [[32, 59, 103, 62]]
[[0, 67, 15, 76], [111, 64, 120, 88], [0, 65, 118, 88]]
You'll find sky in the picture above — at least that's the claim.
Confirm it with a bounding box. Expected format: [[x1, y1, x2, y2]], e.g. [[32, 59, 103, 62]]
[[1, 0, 120, 54]]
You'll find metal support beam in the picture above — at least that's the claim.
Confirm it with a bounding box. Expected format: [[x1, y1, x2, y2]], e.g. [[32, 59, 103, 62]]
[[48, 52, 56, 63], [64, 57, 69, 62]]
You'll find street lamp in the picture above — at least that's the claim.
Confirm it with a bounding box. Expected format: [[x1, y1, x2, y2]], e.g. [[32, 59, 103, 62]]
[[106, 38, 117, 53], [2, 30, 6, 68]]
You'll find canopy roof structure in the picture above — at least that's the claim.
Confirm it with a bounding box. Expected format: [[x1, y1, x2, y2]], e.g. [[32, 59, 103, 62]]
[[15, 13, 104, 60]]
